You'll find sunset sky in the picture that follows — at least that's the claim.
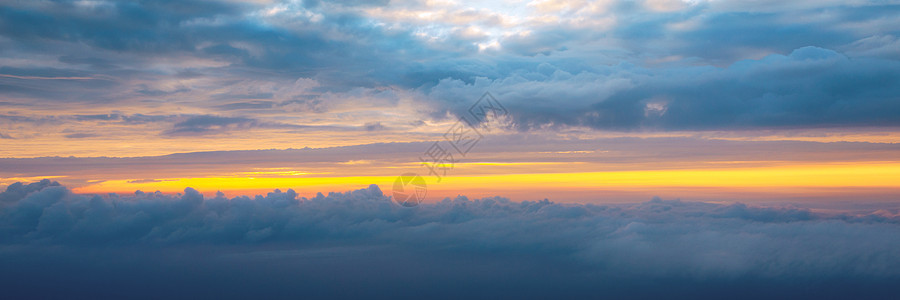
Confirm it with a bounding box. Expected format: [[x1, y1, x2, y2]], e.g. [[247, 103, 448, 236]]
[[2, 0, 900, 207], [1, 1, 900, 298]]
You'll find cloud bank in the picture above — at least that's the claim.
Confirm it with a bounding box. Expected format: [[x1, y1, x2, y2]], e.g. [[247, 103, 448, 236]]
[[1, 180, 899, 299]]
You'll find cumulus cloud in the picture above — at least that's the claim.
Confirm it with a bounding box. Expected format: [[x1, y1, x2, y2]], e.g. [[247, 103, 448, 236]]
[[0, 179, 61, 203], [1, 181, 899, 298]]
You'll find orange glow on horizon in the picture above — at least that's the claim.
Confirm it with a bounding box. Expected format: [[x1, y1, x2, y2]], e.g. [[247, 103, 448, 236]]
[[70, 162, 900, 202]]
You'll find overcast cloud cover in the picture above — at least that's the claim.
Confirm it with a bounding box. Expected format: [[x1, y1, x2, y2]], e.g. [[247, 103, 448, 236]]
[[1, 180, 899, 299]]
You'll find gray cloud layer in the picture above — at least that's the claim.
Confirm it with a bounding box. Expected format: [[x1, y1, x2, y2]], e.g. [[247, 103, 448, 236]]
[[1, 1, 898, 132], [1, 180, 899, 299], [428, 47, 900, 130]]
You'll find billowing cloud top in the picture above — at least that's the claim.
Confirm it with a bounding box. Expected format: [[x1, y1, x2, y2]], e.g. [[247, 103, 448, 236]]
[[2, 180, 900, 298]]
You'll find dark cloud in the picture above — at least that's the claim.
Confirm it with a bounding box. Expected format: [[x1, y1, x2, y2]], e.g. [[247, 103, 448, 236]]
[[0, 181, 899, 298], [0, 0, 406, 103], [161, 114, 346, 136], [120, 113, 170, 124], [0, 0, 246, 52], [214, 101, 276, 110], [364, 121, 385, 131], [63, 133, 99, 139], [74, 114, 121, 121], [165, 115, 259, 135], [58, 55, 119, 69], [135, 85, 190, 96], [0, 101, 32, 107], [611, 5, 890, 63], [0, 113, 170, 126], [0, 179, 60, 203], [429, 46, 900, 130], [1, 0, 896, 133], [0, 113, 61, 125]]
